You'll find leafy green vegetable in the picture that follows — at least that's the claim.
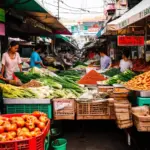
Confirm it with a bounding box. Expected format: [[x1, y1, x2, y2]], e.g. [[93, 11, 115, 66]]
[[103, 68, 121, 77], [106, 70, 136, 85], [15, 72, 41, 83]]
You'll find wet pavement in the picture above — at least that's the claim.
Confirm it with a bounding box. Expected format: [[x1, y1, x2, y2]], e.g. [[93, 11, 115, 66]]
[[60, 120, 137, 150]]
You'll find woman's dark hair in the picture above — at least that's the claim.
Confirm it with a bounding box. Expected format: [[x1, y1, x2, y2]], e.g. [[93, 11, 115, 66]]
[[10, 41, 19, 47], [122, 50, 130, 58]]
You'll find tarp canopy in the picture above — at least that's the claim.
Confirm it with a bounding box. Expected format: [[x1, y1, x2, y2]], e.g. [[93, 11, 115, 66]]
[[107, 0, 150, 31], [5, 0, 71, 35], [55, 34, 70, 42], [5, 0, 46, 12]]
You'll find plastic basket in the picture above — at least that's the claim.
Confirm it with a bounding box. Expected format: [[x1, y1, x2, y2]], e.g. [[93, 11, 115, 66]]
[[53, 99, 75, 120], [137, 97, 150, 106], [5, 104, 52, 119], [52, 138, 67, 150], [76, 101, 115, 120], [45, 132, 50, 150], [0, 114, 50, 150]]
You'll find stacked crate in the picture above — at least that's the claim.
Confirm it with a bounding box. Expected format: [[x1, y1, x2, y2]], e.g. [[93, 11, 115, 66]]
[[113, 88, 133, 129]]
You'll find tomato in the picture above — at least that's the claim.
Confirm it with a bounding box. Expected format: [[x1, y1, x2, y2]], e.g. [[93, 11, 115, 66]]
[[30, 131, 36, 137], [0, 133, 7, 142], [3, 121, 11, 131], [0, 126, 4, 134], [34, 120, 40, 126], [34, 127, 41, 132], [6, 132, 14, 141], [26, 116, 37, 123], [37, 122, 45, 130], [0, 117, 9, 121], [39, 116, 48, 124], [17, 128, 22, 136], [8, 124, 17, 132], [21, 127, 29, 132], [32, 111, 47, 117], [0, 120, 4, 126], [16, 136, 24, 140], [22, 114, 30, 121], [23, 132, 32, 138], [25, 122, 35, 131], [32, 111, 41, 118], [9, 131, 16, 138], [16, 120, 25, 128]]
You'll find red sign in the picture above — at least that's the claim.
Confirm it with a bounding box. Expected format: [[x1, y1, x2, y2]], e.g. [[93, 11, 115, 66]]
[[118, 36, 144, 46]]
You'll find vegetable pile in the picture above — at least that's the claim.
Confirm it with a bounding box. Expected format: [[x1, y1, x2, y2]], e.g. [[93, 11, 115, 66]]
[[78, 70, 106, 85], [103, 68, 121, 77], [124, 71, 150, 91], [105, 70, 136, 85], [0, 84, 37, 98], [0, 111, 49, 142], [4, 67, 84, 99]]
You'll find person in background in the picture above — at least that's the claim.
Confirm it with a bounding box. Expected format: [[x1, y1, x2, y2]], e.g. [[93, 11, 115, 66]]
[[88, 50, 95, 59], [1, 41, 22, 80], [99, 49, 111, 70], [30, 44, 46, 68], [120, 50, 133, 72]]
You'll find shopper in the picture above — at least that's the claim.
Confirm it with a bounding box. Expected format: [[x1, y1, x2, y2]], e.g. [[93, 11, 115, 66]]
[[120, 50, 133, 72], [1, 41, 22, 80], [99, 49, 111, 70], [30, 44, 46, 68]]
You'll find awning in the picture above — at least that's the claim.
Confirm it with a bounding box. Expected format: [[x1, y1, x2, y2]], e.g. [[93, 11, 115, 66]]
[[5, 0, 71, 35], [5, 0, 46, 12], [96, 28, 104, 38], [55, 34, 70, 42], [107, 0, 150, 31]]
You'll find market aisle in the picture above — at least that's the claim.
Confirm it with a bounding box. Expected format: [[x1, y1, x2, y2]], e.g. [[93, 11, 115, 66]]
[[61, 120, 136, 150]]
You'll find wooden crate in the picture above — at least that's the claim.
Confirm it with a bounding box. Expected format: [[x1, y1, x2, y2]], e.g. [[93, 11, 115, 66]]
[[133, 113, 150, 132], [76, 101, 115, 120], [113, 93, 129, 98], [53, 99, 75, 120], [117, 120, 133, 129], [98, 86, 113, 92]]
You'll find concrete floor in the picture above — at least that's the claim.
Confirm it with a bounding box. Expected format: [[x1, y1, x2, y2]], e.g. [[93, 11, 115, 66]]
[[60, 120, 137, 150]]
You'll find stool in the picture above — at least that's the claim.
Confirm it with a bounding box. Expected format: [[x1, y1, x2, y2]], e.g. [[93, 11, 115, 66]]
[[137, 97, 150, 106]]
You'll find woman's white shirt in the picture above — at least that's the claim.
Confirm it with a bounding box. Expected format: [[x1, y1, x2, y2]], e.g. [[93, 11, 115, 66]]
[[120, 59, 133, 72]]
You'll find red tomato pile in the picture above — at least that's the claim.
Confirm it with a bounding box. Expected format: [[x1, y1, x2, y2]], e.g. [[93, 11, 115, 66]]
[[0, 111, 49, 142]]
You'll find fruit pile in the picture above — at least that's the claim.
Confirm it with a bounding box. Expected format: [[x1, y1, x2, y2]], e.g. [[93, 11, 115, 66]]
[[0, 111, 49, 142]]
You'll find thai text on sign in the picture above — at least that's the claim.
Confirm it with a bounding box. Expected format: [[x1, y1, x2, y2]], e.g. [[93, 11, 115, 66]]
[[118, 36, 144, 46]]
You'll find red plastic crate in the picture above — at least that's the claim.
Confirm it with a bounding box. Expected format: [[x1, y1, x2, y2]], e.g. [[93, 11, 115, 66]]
[[0, 114, 50, 150]]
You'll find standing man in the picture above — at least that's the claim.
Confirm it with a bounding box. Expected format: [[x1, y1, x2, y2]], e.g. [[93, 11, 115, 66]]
[[100, 49, 112, 70]]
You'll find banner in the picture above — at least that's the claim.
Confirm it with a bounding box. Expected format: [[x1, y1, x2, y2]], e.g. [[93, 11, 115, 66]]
[[0, 23, 5, 36], [118, 36, 144, 46], [0, 8, 5, 22]]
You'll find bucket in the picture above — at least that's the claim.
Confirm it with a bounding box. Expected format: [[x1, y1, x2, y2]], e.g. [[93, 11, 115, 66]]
[[52, 139, 67, 150]]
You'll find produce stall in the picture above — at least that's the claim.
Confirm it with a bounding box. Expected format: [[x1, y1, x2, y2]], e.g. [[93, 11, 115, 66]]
[[0, 64, 150, 149]]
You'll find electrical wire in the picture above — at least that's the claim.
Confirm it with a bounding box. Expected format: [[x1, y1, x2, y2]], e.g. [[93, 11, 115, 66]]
[[60, 0, 103, 12], [42, 1, 104, 13], [52, 12, 104, 14]]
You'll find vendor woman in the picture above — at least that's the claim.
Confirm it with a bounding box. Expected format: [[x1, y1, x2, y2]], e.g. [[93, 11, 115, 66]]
[[119, 50, 133, 72], [1, 41, 22, 80], [30, 44, 46, 68]]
